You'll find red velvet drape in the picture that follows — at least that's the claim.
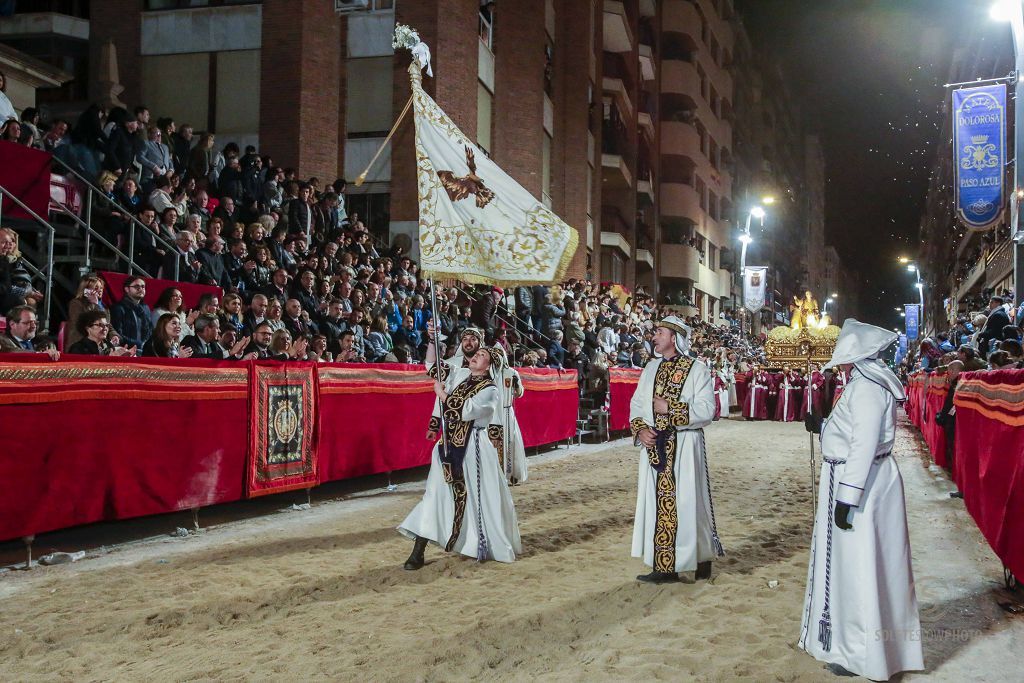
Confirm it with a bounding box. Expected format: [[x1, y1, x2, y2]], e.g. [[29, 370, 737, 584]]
[[0, 358, 579, 541]]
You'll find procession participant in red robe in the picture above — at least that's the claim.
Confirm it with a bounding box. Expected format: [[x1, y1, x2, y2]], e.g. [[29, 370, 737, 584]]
[[774, 366, 803, 422], [734, 358, 751, 410], [802, 363, 827, 417], [766, 371, 781, 420], [743, 364, 769, 420], [830, 367, 849, 407]]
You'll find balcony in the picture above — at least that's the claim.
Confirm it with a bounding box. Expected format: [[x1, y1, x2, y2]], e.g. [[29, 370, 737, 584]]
[[603, 75, 634, 120], [639, 44, 655, 82], [603, 0, 633, 53], [663, 1, 702, 45], [638, 111, 655, 139], [661, 120, 702, 157], [661, 59, 702, 100], [601, 230, 632, 258], [658, 242, 700, 279], [985, 237, 1013, 288], [636, 248, 655, 270], [0, 12, 90, 40], [639, 0, 656, 18], [661, 182, 703, 225]]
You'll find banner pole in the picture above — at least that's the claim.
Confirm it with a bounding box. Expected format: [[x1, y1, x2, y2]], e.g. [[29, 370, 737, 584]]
[[428, 277, 450, 465]]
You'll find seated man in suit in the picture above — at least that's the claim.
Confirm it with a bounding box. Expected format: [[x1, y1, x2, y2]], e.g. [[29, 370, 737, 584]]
[[180, 313, 251, 359]]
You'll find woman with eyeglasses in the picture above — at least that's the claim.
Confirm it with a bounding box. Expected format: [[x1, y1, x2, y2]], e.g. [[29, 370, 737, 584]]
[[67, 310, 136, 356]]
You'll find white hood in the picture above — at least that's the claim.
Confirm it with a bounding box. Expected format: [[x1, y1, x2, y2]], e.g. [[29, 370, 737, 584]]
[[824, 319, 905, 401]]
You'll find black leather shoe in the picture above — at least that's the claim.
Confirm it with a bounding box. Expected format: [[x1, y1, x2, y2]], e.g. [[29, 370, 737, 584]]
[[636, 571, 680, 584], [695, 561, 712, 580], [404, 536, 428, 570]]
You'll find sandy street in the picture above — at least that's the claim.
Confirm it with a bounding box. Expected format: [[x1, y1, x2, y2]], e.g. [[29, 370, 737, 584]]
[[0, 415, 1021, 681]]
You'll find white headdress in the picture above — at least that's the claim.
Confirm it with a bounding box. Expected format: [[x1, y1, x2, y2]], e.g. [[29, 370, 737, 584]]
[[824, 319, 905, 400], [654, 316, 692, 357], [452, 326, 485, 365]]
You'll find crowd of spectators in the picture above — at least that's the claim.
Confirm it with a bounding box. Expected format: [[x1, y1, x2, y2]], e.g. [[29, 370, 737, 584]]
[[1, 99, 768, 398]]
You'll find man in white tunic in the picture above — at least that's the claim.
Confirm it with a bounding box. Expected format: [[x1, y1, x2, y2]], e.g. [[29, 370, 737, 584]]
[[491, 345, 528, 485], [400, 342, 522, 569], [799, 319, 923, 680], [629, 316, 724, 583]]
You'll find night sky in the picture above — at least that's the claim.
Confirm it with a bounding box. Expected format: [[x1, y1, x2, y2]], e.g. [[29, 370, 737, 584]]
[[735, 0, 1009, 329]]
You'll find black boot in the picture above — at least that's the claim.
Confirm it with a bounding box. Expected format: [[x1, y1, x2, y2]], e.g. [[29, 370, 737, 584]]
[[636, 570, 680, 584], [695, 561, 712, 581], [404, 536, 428, 570]]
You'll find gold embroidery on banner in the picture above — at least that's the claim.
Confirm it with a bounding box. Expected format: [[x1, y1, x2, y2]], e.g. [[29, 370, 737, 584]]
[[411, 79, 578, 286]]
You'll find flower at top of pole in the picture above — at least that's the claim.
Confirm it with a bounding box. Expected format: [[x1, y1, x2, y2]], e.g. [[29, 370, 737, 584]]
[[393, 24, 433, 78]]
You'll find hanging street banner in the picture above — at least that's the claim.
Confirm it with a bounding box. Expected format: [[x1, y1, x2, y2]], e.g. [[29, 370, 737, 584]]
[[953, 84, 1006, 230], [743, 267, 768, 314], [905, 303, 920, 341]]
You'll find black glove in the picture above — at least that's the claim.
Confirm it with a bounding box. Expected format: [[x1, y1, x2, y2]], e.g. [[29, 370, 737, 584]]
[[804, 412, 822, 434], [834, 502, 854, 530]]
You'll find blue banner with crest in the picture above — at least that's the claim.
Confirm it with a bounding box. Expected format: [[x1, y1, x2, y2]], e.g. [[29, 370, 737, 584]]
[[953, 84, 1006, 229], [905, 304, 919, 341]]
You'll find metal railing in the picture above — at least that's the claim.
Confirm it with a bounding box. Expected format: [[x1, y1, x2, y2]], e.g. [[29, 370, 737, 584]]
[[0, 185, 55, 326], [50, 154, 179, 281]]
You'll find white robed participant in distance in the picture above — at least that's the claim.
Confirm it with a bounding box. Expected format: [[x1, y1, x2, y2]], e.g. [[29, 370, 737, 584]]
[[799, 319, 923, 680], [399, 332, 521, 569], [492, 345, 528, 485], [629, 316, 725, 583]]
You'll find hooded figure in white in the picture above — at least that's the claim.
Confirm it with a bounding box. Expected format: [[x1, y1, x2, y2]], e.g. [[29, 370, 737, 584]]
[[628, 316, 724, 583], [798, 319, 923, 680]]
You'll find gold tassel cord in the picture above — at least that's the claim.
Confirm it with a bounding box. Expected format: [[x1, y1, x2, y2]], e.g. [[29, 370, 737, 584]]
[[354, 94, 414, 187]]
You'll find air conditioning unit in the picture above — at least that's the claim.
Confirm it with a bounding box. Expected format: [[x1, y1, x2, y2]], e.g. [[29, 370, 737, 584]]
[[334, 0, 370, 14]]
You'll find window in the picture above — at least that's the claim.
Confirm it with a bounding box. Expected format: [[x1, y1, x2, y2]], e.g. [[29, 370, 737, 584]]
[[695, 177, 707, 211], [696, 120, 708, 157], [708, 244, 717, 270], [709, 138, 719, 170], [542, 132, 552, 207], [708, 191, 718, 220], [477, 82, 493, 152], [697, 64, 708, 101], [144, 0, 258, 9], [479, 2, 495, 50]]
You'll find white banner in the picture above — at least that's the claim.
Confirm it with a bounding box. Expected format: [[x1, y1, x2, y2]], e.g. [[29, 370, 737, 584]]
[[410, 65, 578, 286], [743, 267, 768, 314]]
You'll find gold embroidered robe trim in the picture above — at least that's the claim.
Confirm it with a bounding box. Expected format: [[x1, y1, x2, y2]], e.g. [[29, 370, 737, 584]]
[[441, 374, 493, 457], [487, 424, 505, 470], [445, 480, 468, 551]]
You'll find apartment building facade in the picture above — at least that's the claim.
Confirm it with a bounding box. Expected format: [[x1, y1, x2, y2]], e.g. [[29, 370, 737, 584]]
[[12, 0, 824, 323]]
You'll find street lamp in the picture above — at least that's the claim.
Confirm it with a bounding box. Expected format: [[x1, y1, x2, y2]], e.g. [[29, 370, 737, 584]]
[[739, 205, 766, 336], [896, 257, 925, 331], [991, 1, 1024, 318]]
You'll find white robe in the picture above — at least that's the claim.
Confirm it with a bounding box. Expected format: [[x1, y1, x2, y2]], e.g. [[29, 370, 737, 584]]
[[716, 368, 730, 417], [726, 363, 738, 408], [399, 370, 522, 562], [498, 366, 528, 483], [798, 369, 923, 680], [629, 356, 723, 572]]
